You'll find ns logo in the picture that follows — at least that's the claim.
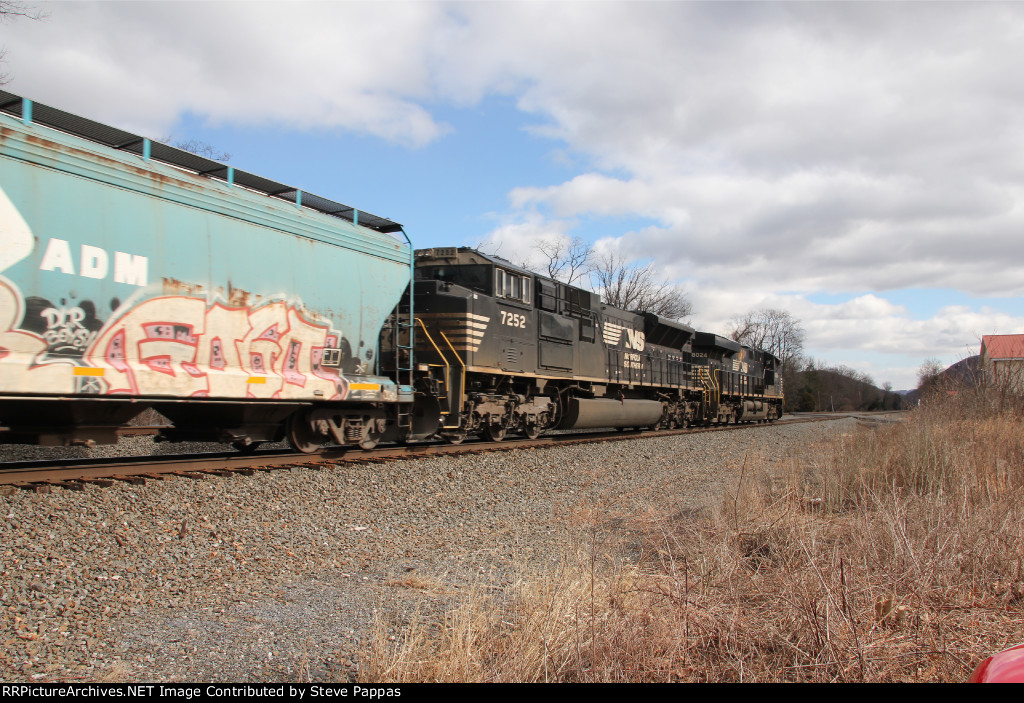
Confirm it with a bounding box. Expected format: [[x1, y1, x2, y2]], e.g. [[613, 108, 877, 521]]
[[601, 321, 645, 351]]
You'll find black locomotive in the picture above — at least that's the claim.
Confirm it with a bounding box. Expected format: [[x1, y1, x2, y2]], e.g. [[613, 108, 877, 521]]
[[397, 247, 783, 444]]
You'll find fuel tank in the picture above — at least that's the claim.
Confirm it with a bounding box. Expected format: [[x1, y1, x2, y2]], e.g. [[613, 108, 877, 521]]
[[558, 397, 663, 430]]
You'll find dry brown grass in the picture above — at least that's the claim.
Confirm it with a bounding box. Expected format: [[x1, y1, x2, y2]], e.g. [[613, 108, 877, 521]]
[[357, 394, 1024, 682]]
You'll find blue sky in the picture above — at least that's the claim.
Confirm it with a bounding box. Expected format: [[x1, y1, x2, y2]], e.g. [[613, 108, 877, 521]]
[[170, 96, 564, 233], [5, 1, 1024, 390]]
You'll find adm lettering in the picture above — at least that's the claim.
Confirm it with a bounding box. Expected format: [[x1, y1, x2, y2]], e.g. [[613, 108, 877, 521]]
[[38, 238, 147, 287]]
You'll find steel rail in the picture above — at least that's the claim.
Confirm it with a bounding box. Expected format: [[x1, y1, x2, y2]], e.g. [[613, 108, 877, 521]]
[[0, 414, 865, 490]]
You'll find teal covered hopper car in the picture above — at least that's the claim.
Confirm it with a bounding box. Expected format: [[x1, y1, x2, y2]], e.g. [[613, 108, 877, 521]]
[[0, 91, 419, 450]]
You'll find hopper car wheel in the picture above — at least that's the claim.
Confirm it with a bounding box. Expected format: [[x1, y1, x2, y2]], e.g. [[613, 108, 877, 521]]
[[359, 431, 381, 451], [358, 417, 384, 451], [288, 410, 322, 454], [232, 440, 261, 454]]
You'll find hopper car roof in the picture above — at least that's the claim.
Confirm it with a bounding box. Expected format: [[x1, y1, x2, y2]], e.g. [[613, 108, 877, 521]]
[[0, 90, 403, 234]]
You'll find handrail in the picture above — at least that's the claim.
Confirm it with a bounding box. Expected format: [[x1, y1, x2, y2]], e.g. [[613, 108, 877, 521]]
[[415, 319, 460, 429], [438, 330, 466, 429]]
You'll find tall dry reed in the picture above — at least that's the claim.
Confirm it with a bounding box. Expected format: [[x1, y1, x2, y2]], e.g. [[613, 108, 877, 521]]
[[357, 394, 1024, 682]]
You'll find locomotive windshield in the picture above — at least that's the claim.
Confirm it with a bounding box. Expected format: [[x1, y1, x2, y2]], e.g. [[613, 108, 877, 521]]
[[415, 264, 492, 295]]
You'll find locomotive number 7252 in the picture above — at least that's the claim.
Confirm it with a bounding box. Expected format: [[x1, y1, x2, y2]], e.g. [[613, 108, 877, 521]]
[[500, 310, 527, 329]]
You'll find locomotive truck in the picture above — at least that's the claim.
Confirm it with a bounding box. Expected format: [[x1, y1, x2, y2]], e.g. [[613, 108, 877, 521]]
[[0, 91, 782, 453]]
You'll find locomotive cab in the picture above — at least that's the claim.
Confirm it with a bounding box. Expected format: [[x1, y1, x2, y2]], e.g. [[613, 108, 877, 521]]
[[413, 248, 555, 441]]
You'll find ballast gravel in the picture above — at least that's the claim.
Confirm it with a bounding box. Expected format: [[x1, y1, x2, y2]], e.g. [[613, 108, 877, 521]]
[[0, 419, 856, 682]]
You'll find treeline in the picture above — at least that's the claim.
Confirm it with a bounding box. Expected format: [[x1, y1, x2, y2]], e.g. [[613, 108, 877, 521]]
[[782, 360, 905, 412], [724, 308, 903, 412]]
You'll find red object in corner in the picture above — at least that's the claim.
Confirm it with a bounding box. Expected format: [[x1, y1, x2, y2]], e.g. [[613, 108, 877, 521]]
[[970, 644, 1024, 682]]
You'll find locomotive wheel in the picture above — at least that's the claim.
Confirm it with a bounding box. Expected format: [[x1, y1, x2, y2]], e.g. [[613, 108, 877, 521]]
[[442, 430, 467, 445], [287, 410, 322, 454], [482, 424, 506, 442], [522, 423, 541, 440]]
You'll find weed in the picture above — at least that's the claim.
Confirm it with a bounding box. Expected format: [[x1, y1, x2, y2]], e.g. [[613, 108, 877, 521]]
[[357, 393, 1024, 682]]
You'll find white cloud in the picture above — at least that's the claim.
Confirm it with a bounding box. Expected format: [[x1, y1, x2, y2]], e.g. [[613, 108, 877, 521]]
[[7, 1, 1024, 387], [514, 169, 1024, 297], [685, 289, 1019, 389], [6, 2, 450, 145], [473, 212, 577, 271], [803, 303, 1022, 358], [455, 3, 1024, 303]]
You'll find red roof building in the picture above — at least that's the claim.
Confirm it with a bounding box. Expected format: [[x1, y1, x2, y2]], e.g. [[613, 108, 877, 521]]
[[980, 334, 1024, 391]]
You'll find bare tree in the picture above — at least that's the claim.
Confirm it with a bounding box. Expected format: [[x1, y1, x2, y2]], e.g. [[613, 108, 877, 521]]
[[533, 236, 593, 285], [917, 357, 945, 394], [730, 308, 805, 369], [0, 2, 46, 85], [0, 1, 41, 18], [525, 239, 692, 320], [166, 137, 231, 163], [590, 250, 692, 320]]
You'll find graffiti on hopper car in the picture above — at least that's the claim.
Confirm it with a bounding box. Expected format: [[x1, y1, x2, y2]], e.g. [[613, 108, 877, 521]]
[[0, 279, 356, 399], [22, 297, 104, 358]]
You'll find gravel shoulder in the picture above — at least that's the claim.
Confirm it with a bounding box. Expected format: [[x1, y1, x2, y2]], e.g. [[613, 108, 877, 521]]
[[0, 419, 855, 682]]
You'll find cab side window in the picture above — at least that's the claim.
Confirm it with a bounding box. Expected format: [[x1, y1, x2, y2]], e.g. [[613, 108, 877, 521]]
[[496, 268, 532, 304]]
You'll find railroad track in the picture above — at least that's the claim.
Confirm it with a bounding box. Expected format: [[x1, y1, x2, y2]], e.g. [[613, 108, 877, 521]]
[[0, 413, 861, 492]]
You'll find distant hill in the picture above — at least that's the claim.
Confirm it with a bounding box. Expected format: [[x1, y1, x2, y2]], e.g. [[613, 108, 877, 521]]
[[943, 355, 982, 385], [785, 365, 905, 412], [901, 355, 981, 406]]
